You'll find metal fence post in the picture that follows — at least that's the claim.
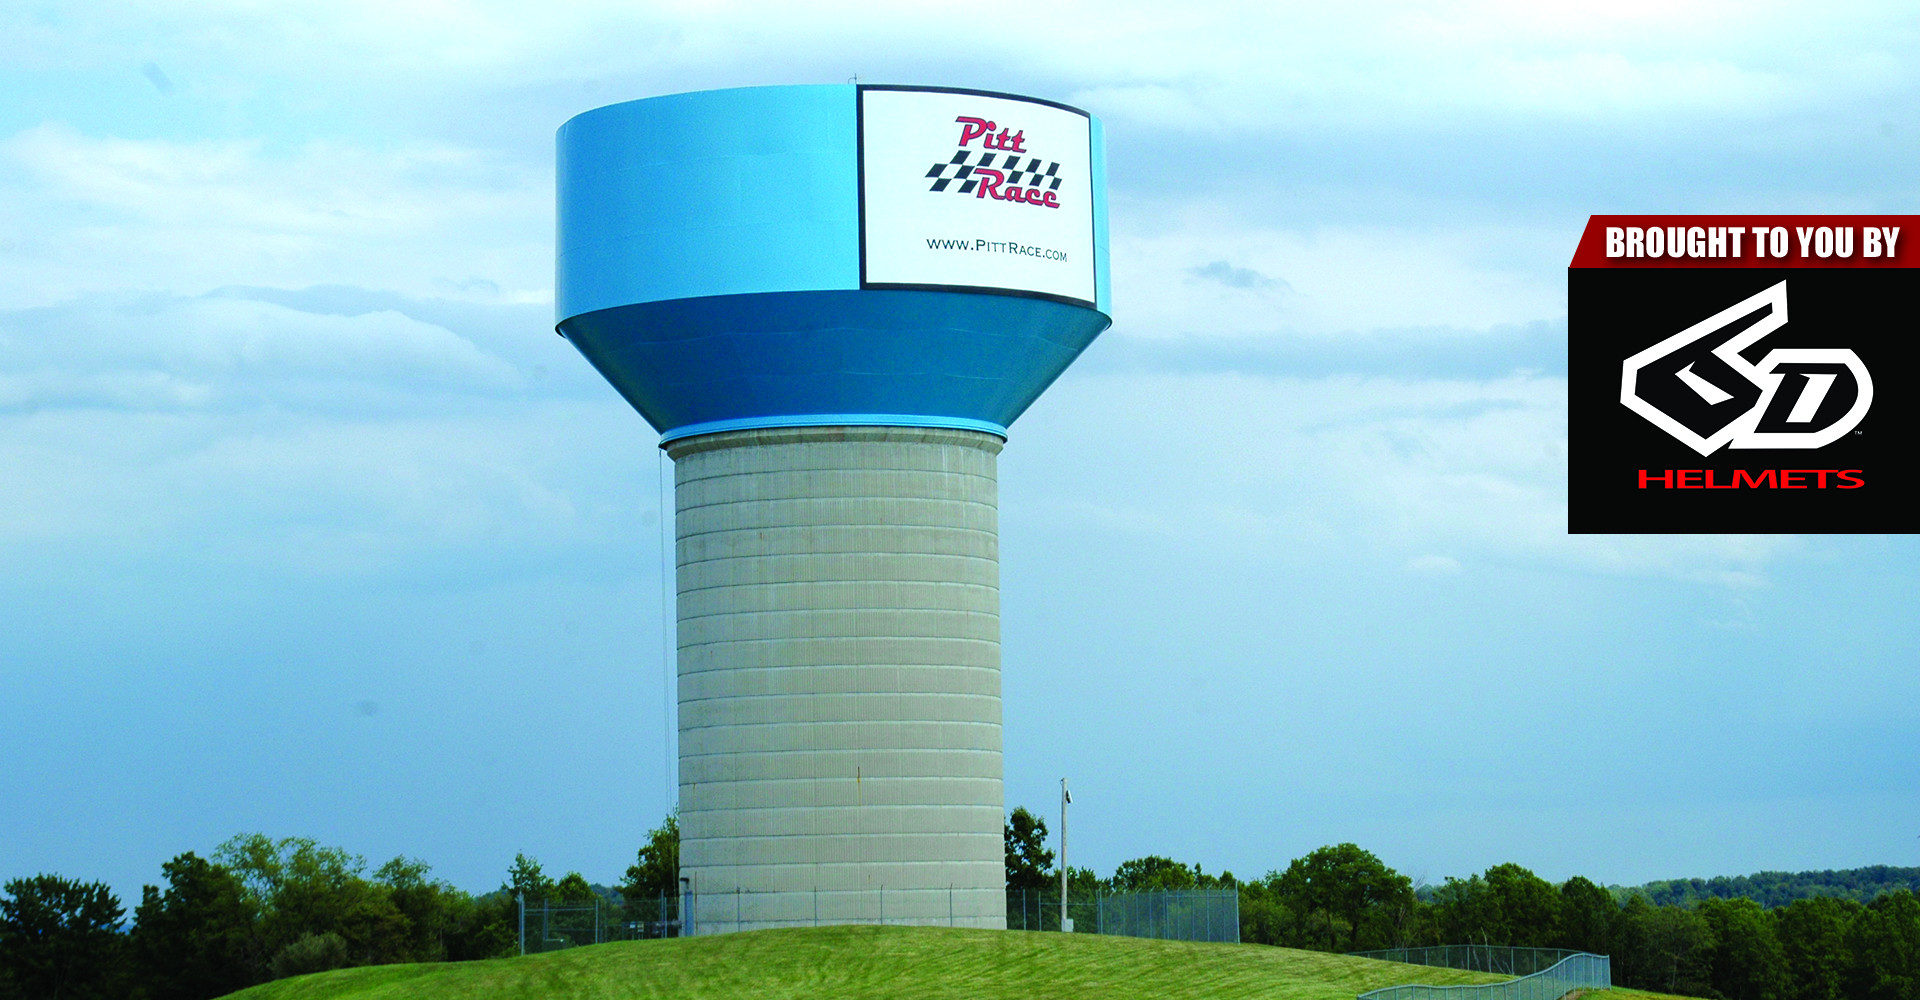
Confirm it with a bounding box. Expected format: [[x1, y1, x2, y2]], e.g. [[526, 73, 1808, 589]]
[[517, 893, 525, 956]]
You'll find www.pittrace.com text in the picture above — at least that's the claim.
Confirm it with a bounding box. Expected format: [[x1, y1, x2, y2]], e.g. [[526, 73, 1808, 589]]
[[925, 237, 1068, 261]]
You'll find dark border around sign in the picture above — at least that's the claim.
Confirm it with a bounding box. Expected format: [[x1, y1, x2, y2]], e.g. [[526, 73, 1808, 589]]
[[860, 280, 1102, 308], [859, 83, 1093, 118], [857, 84, 1100, 312]]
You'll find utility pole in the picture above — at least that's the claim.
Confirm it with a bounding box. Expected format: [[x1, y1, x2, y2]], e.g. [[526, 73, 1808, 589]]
[[1060, 777, 1071, 931]]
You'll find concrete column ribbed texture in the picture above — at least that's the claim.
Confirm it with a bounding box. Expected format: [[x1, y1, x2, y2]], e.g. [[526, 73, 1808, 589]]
[[664, 425, 1007, 933]]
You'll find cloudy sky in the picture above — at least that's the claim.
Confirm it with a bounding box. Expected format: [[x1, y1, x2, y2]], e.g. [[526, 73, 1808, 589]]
[[4, 1, 1917, 907]]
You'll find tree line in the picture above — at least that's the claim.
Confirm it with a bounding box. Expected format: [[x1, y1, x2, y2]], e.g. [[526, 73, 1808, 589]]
[[0, 817, 682, 1000], [1629, 866, 1920, 910], [1006, 806, 1920, 1000]]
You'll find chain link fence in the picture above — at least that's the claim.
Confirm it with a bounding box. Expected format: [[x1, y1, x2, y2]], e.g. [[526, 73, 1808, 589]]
[[520, 888, 1239, 950], [1347, 946, 1587, 977], [517, 894, 679, 954], [1006, 887, 1098, 934], [682, 886, 1000, 933], [1351, 948, 1611, 1000], [1006, 888, 1240, 943]]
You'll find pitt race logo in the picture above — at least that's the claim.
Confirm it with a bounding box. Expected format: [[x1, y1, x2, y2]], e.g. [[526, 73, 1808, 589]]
[[1620, 281, 1873, 456], [924, 115, 1064, 209]]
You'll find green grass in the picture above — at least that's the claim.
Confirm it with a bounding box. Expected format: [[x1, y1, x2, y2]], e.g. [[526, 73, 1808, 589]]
[[219, 926, 1693, 1000]]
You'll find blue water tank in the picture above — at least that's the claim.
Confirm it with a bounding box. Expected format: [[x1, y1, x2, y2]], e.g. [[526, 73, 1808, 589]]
[[556, 84, 1112, 443]]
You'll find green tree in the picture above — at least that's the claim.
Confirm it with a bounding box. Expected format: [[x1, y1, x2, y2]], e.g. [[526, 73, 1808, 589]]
[[266, 932, 349, 980], [1480, 863, 1561, 946], [1004, 808, 1055, 894], [1843, 890, 1920, 1000], [213, 834, 407, 971], [130, 852, 261, 999], [0, 874, 127, 1000], [495, 853, 556, 954], [440, 892, 515, 961], [1430, 874, 1494, 947], [1112, 856, 1197, 892], [1697, 896, 1786, 1000], [1274, 844, 1415, 952], [620, 813, 680, 905], [1191, 864, 1237, 890], [1555, 875, 1615, 954], [1429, 864, 1565, 949], [373, 856, 469, 964], [502, 853, 554, 904], [1239, 871, 1311, 947], [1775, 895, 1862, 1000], [620, 813, 681, 933], [1063, 866, 1100, 896], [1610, 894, 1659, 988], [551, 873, 596, 906], [1634, 901, 1716, 996], [1631, 866, 1920, 908]]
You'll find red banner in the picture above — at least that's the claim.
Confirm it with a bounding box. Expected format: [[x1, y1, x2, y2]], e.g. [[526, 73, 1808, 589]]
[[1570, 216, 1918, 268]]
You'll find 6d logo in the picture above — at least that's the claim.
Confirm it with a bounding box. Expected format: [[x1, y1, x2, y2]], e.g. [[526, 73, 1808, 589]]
[[1620, 281, 1872, 457]]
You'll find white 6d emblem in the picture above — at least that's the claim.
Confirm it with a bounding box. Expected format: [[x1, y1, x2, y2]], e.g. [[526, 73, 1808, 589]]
[[1620, 282, 1873, 456]]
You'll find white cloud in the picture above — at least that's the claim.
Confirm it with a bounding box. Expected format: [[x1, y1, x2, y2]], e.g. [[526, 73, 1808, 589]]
[[10, 1, 1913, 135], [1067, 1, 1913, 133], [1110, 206, 1563, 341], [0, 124, 549, 307], [0, 293, 521, 413], [1407, 553, 1463, 575], [0, 286, 643, 576], [0, 398, 650, 575]]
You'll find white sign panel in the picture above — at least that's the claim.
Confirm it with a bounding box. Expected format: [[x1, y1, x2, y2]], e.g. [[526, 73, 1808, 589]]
[[860, 87, 1096, 306]]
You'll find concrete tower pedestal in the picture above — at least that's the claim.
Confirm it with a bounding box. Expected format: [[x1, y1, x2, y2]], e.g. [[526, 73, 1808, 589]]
[[667, 426, 1007, 932]]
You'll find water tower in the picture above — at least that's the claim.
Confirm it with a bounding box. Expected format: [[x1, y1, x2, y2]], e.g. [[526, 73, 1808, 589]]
[[555, 84, 1110, 933]]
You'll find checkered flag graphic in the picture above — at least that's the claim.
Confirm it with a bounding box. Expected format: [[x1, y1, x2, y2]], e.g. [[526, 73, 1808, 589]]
[[925, 151, 1063, 195]]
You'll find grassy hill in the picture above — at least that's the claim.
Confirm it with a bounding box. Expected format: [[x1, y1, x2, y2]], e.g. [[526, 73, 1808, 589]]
[[219, 925, 1692, 1000]]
